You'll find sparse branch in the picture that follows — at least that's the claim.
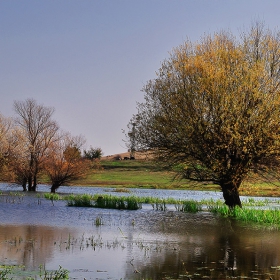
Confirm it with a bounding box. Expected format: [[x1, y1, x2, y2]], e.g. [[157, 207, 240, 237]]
[[44, 132, 89, 193], [13, 98, 59, 191]]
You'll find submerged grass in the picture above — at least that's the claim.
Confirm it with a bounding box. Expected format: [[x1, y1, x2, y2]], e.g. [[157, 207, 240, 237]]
[[65, 194, 142, 210], [0, 264, 69, 280], [0, 265, 12, 280], [64, 194, 206, 212], [44, 193, 280, 227], [44, 193, 61, 201], [66, 194, 93, 207], [93, 194, 142, 210], [209, 204, 280, 227], [39, 265, 69, 279], [180, 200, 203, 213]]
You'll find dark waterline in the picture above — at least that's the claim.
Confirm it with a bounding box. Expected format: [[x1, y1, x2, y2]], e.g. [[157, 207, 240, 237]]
[[0, 183, 280, 279]]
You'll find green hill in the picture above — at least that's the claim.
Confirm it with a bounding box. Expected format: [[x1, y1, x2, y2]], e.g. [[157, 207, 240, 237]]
[[75, 158, 280, 197]]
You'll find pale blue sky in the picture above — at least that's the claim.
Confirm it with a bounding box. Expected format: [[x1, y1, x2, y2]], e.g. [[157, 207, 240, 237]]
[[1, 0, 280, 155]]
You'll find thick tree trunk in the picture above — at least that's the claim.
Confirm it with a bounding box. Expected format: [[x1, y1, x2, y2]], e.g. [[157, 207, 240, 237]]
[[51, 183, 60, 193], [32, 174, 37, 191], [221, 181, 242, 208], [28, 175, 33, 191], [22, 177, 27, 191]]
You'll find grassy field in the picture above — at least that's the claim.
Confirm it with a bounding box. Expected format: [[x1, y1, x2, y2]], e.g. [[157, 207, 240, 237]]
[[73, 159, 280, 197], [78, 159, 188, 188]]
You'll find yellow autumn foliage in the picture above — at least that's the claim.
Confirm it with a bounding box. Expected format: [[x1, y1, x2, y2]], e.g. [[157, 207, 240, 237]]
[[129, 22, 280, 207]]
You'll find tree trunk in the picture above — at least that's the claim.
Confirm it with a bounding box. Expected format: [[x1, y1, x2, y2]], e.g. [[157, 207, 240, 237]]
[[28, 175, 33, 191], [32, 174, 37, 191], [22, 177, 27, 191], [221, 181, 242, 208], [51, 183, 60, 193]]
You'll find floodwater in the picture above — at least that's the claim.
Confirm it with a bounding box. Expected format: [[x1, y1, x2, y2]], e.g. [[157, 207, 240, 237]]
[[0, 183, 280, 279]]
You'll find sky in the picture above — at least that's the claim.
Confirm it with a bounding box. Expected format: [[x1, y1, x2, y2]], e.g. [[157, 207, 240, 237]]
[[1, 0, 280, 156]]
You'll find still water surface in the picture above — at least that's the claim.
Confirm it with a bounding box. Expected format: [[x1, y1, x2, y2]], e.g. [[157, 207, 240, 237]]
[[0, 183, 280, 279]]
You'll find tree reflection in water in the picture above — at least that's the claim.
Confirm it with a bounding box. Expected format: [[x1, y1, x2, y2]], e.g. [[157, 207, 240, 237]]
[[0, 191, 280, 279], [127, 216, 280, 279]]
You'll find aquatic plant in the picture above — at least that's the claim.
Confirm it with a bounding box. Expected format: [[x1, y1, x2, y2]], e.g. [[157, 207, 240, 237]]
[[208, 204, 230, 216], [39, 265, 69, 280], [209, 205, 280, 227], [44, 193, 61, 201], [151, 198, 167, 211], [94, 216, 103, 226], [0, 265, 69, 280], [93, 194, 142, 210], [65, 194, 142, 210], [233, 207, 280, 226], [66, 194, 93, 207], [200, 198, 224, 207], [0, 265, 12, 280], [111, 188, 131, 193], [63, 192, 280, 226], [181, 200, 202, 213]]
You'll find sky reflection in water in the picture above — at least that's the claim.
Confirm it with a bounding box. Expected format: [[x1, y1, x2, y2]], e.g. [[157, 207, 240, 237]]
[[0, 184, 280, 279]]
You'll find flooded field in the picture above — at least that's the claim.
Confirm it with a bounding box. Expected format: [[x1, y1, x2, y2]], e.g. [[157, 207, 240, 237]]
[[0, 183, 280, 279]]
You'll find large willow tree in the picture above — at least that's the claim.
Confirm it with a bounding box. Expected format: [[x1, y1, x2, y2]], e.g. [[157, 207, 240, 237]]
[[129, 23, 280, 208]]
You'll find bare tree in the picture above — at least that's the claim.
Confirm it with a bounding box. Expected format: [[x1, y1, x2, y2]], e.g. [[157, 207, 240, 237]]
[[44, 133, 90, 193], [3, 126, 31, 190], [0, 114, 12, 176], [14, 98, 59, 191], [128, 22, 280, 208]]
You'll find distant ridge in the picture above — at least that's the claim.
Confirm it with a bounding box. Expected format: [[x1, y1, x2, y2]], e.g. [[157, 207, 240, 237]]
[[102, 151, 153, 160]]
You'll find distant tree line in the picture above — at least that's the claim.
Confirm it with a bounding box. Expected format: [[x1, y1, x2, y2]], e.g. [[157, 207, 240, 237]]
[[0, 98, 102, 193]]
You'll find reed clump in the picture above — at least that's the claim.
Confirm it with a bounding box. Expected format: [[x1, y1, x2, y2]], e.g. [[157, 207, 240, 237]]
[[0, 264, 68, 280], [151, 198, 167, 211], [66, 194, 93, 207], [44, 193, 61, 201], [181, 200, 202, 213], [39, 265, 69, 280], [208, 205, 280, 227], [0, 265, 12, 280], [65, 194, 142, 210], [60, 193, 280, 226], [53, 193, 213, 212], [93, 194, 142, 210]]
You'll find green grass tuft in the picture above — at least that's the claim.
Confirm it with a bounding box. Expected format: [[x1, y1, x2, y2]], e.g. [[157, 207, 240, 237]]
[[181, 200, 202, 213], [65, 194, 142, 210], [66, 194, 93, 207], [208, 205, 280, 227]]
